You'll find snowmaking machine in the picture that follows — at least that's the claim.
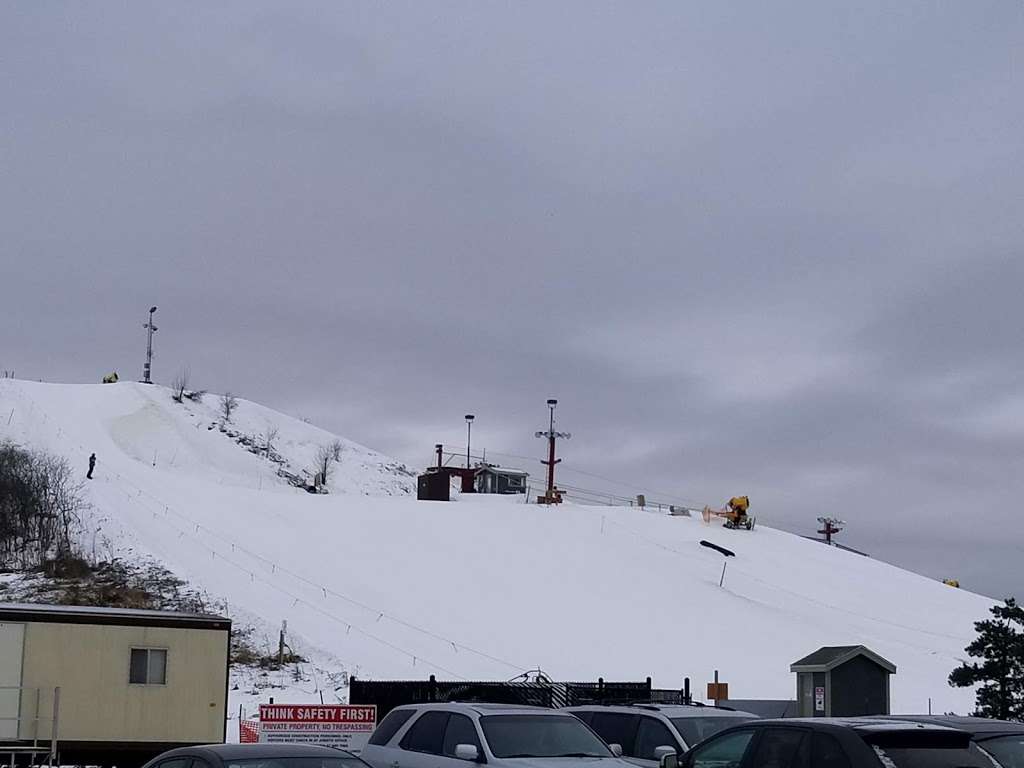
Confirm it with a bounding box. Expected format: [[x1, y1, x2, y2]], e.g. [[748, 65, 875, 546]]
[[702, 495, 756, 530]]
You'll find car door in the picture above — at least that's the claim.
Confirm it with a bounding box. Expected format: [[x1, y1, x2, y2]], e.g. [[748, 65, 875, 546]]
[[633, 716, 684, 766], [684, 729, 756, 768], [155, 757, 194, 768], [440, 712, 485, 767], [364, 709, 420, 768], [743, 728, 809, 768], [397, 711, 451, 768], [589, 712, 640, 760]]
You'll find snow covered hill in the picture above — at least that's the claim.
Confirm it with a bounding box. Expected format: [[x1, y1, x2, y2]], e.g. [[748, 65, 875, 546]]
[[0, 379, 994, 731]]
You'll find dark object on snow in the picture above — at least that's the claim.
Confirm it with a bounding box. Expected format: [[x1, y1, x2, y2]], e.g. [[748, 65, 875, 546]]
[[700, 540, 735, 557], [417, 470, 450, 501], [87, 453, 96, 479]]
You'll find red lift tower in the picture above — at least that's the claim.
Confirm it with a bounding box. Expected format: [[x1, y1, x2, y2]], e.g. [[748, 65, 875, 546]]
[[535, 398, 570, 504], [817, 516, 845, 545]]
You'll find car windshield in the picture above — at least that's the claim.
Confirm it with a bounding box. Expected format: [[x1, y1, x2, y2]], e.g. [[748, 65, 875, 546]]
[[226, 758, 364, 768], [480, 714, 614, 758], [670, 717, 756, 747], [979, 736, 1024, 768]]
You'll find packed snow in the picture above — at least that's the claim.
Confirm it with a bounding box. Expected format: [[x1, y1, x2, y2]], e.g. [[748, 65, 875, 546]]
[[0, 379, 994, 736]]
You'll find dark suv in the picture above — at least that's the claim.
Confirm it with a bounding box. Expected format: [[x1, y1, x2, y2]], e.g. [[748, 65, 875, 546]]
[[882, 716, 1024, 768], [668, 717, 992, 768]]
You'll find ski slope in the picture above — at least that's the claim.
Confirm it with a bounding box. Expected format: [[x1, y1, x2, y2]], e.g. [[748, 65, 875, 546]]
[[0, 379, 993, 721]]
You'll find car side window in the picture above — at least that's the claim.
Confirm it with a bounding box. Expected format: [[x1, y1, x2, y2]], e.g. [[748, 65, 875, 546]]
[[572, 711, 595, 726], [400, 711, 451, 754], [635, 717, 680, 760], [689, 730, 755, 768], [810, 733, 851, 768], [443, 713, 482, 757], [589, 713, 640, 756], [156, 759, 192, 768], [370, 709, 417, 746], [748, 728, 808, 768]]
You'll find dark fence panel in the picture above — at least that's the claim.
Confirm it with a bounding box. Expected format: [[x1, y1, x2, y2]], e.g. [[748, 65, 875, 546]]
[[350, 676, 655, 718]]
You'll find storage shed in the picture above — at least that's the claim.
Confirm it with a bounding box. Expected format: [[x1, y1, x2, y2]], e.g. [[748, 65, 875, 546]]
[[474, 465, 528, 494], [0, 603, 230, 766], [791, 645, 896, 717]]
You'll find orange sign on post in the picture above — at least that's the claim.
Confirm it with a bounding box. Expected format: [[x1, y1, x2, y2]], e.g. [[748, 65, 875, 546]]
[[707, 682, 729, 701]]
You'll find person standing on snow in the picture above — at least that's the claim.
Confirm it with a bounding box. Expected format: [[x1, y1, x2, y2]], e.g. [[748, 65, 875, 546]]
[[87, 453, 96, 479]]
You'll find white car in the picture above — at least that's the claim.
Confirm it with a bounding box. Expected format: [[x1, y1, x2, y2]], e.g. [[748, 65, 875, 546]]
[[362, 703, 637, 768], [564, 704, 758, 767]]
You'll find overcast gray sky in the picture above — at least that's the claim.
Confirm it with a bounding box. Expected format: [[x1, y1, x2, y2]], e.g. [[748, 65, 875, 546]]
[[3, 2, 1022, 599]]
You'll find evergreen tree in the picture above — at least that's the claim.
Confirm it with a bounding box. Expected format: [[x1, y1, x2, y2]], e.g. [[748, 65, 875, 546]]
[[949, 598, 1024, 720]]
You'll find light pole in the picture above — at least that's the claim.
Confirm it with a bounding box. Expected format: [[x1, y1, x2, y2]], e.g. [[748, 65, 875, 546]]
[[142, 306, 158, 384], [465, 414, 475, 469], [535, 398, 570, 504]]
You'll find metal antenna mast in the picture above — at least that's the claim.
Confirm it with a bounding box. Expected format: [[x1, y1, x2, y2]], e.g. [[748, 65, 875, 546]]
[[535, 398, 570, 504], [142, 306, 158, 384], [465, 414, 475, 468]]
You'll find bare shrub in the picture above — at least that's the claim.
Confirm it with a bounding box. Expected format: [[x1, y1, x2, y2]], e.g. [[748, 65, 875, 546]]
[[0, 441, 88, 569], [171, 366, 191, 403], [264, 425, 280, 457], [220, 392, 239, 422], [314, 445, 331, 487]]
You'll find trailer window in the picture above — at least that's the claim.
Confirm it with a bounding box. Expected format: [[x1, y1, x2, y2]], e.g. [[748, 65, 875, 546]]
[[130, 648, 167, 684]]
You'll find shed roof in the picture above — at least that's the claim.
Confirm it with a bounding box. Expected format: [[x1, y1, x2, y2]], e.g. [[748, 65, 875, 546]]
[[790, 645, 896, 673], [0, 602, 231, 630], [475, 465, 529, 477]]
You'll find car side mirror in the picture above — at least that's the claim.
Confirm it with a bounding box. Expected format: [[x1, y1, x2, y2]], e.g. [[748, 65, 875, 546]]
[[455, 744, 481, 762], [609, 744, 624, 758], [654, 747, 678, 762], [658, 752, 679, 768]]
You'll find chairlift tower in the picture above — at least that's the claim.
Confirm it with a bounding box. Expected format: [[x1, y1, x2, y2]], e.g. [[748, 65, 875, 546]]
[[142, 306, 158, 384], [817, 516, 845, 545], [535, 398, 570, 504]]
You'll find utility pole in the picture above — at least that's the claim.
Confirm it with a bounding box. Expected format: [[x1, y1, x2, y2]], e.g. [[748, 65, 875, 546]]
[[278, 620, 287, 667], [465, 415, 474, 468], [535, 398, 570, 504], [142, 306, 158, 384]]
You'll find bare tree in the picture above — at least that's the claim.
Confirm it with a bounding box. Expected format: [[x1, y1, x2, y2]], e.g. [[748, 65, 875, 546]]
[[264, 425, 280, 458], [314, 445, 332, 487], [328, 439, 343, 462], [220, 392, 239, 423], [171, 366, 191, 403], [0, 441, 88, 568]]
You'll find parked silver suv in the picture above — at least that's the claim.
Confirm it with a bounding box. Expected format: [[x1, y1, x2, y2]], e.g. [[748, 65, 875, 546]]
[[564, 704, 757, 766], [362, 703, 637, 768]]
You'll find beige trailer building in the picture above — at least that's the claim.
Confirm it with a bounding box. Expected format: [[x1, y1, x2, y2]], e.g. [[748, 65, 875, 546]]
[[0, 603, 230, 766]]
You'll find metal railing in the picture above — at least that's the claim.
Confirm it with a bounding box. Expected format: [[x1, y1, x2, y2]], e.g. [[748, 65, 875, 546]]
[[350, 676, 654, 718], [0, 686, 59, 767]]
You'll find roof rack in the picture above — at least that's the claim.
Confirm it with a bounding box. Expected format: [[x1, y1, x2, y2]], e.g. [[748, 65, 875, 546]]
[[588, 700, 737, 711]]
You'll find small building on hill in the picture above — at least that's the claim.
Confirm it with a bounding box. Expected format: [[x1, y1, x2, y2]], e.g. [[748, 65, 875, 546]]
[[0, 603, 230, 766], [791, 645, 896, 717], [475, 465, 529, 494]]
